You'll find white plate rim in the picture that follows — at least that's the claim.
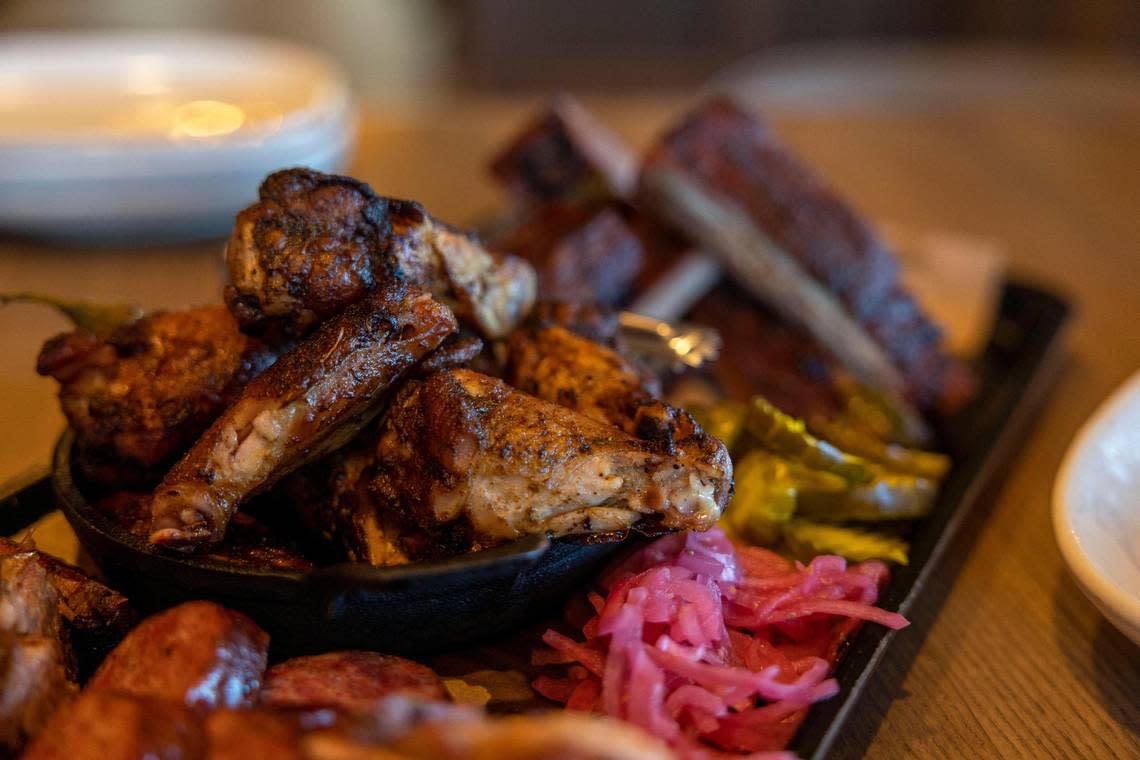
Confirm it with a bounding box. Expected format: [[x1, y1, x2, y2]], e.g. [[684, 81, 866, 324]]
[[1052, 369, 1140, 637], [0, 30, 352, 151]]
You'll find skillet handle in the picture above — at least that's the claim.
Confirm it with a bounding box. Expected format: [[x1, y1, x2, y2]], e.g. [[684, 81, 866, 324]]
[[0, 470, 56, 536]]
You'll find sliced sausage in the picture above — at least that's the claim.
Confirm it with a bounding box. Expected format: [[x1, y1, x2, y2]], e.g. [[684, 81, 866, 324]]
[[87, 601, 268, 709], [260, 651, 445, 714]]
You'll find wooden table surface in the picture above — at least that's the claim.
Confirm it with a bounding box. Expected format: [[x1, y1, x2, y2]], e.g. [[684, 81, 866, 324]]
[[1, 48, 1138, 758]]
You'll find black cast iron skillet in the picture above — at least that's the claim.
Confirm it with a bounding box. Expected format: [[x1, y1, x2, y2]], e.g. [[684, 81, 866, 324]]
[[51, 432, 626, 656]]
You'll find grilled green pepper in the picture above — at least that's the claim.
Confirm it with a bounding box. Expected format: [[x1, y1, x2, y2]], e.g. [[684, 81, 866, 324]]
[[0, 292, 141, 334], [690, 400, 748, 453], [782, 519, 909, 565], [833, 376, 930, 448], [797, 469, 937, 522], [722, 450, 846, 545], [809, 418, 950, 480], [744, 396, 876, 484]]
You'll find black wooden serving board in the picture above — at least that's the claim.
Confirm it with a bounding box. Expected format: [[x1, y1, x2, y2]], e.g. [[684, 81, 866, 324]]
[[0, 280, 1070, 758], [788, 280, 1071, 759]]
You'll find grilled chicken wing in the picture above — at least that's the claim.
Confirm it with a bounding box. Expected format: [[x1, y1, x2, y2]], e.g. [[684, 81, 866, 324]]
[[368, 368, 730, 542], [506, 324, 648, 431], [225, 168, 535, 339], [505, 325, 728, 471], [36, 306, 278, 488], [148, 285, 457, 549]]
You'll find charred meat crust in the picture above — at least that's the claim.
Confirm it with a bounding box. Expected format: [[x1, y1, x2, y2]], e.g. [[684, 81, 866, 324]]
[[148, 285, 457, 549], [489, 94, 637, 204], [368, 368, 731, 542], [496, 203, 644, 307], [225, 168, 394, 336], [225, 168, 536, 341], [35, 306, 277, 488], [639, 97, 958, 409]]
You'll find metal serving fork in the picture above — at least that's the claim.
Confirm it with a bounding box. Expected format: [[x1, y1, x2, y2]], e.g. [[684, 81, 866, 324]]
[[620, 251, 724, 372], [617, 312, 722, 373]]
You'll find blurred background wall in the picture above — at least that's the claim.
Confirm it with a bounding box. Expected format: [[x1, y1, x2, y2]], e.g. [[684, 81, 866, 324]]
[[1, 0, 1137, 96]]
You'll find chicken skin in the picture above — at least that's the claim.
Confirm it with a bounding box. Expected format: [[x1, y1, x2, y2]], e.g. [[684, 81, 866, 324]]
[[36, 306, 277, 487], [225, 168, 535, 339], [149, 285, 457, 549], [366, 368, 730, 542], [506, 325, 729, 473]]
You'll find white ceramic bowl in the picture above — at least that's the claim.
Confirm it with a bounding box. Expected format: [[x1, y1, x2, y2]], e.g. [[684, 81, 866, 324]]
[[0, 32, 355, 242], [1054, 370, 1140, 645]]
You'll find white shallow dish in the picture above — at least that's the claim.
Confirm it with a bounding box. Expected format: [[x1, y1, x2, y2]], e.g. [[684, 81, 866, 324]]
[[1054, 370, 1140, 646], [0, 32, 355, 242]]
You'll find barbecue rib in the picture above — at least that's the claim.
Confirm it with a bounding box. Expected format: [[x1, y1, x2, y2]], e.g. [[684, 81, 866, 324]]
[[639, 97, 960, 410], [496, 203, 644, 307], [225, 168, 535, 339], [149, 285, 457, 549], [367, 368, 731, 542], [489, 94, 637, 205], [36, 306, 278, 487]]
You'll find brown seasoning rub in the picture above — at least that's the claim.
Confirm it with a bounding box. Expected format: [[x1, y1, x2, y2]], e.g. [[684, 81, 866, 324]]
[[225, 168, 536, 340], [367, 368, 731, 541], [35, 306, 278, 488], [148, 285, 457, 549]]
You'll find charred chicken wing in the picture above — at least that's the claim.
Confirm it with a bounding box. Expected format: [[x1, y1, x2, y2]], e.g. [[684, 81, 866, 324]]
[[506, 325, 729, 472], [36, 306, 278, 487], [149, 285, 457, 549], [366, 368, 731, 542], [225, 168, 535, 339]]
